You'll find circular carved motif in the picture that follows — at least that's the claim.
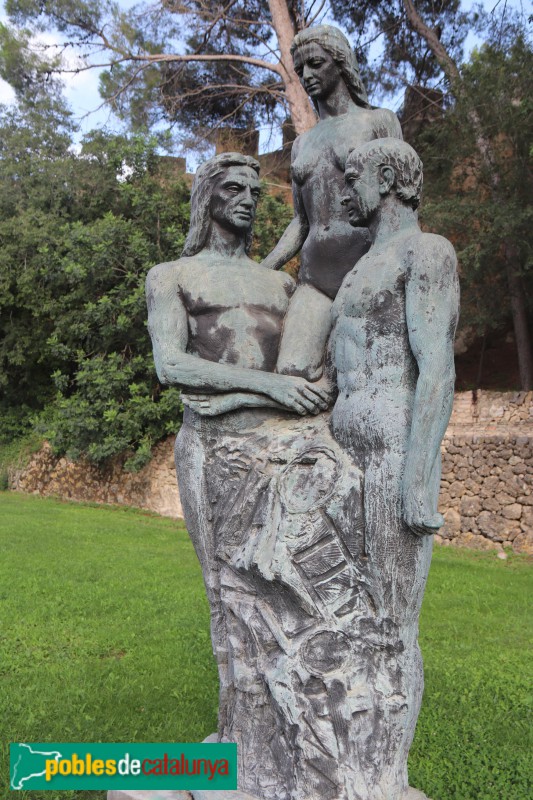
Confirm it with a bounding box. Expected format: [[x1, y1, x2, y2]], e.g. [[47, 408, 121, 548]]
[[301, 630, 352, 675], [280, 446, 340, 513]]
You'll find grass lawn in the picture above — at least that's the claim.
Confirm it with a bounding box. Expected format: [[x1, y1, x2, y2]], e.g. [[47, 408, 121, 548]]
[[0, 492, 531, 800]]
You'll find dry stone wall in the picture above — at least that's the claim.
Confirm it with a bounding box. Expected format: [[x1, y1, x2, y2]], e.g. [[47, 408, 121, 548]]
[[9, 391, 533, 555], [437, 390, 533, 555], [10, 438, 182, 519], [438, 433, 532, 554]]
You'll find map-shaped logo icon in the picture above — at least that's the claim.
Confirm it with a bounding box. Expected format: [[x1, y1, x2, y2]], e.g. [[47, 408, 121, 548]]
[[10, 743, 63, 790]]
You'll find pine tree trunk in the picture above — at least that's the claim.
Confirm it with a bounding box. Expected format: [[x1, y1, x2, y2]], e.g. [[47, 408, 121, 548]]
[[267, 0, 317, 134], [401, 0, 533, 389], [505, 243, 533, 390]]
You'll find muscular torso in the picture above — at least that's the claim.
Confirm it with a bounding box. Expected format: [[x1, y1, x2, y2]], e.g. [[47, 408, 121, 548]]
[[330, 236, 418, 442], [176, 257, 294, 371], [292, 108, 401, 299]]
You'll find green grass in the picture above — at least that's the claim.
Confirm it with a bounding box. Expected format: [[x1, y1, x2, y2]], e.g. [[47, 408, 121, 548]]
[[412, 546, 532, 799], [0, 493, 217, 800], [1, 493, 531, 800]]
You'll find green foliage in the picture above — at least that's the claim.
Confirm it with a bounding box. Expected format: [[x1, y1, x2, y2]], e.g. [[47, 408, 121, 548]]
[[330, 0, 474, 100], [1, 493, 532, 800], [416, 29, 533, 342], [0, 430, 43, 490], [4, 0, 284, 138], [0, 20, 62, 98], [0, 88, 295, 467], [0, 430, 43, 474], [46, 356, 184, 471], [251, 187, 295, 262], [0, 95, 192, 466]]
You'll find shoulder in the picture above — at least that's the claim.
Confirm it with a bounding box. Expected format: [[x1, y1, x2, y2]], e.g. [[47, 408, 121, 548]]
[[146, 258, 196, 306], [270, 267, 296, 297], [370, 107, 403, 140], [291, 132, 305, 161], [280, 270, 296, 296], [247, 258, 296, 294], [404, 232, 457, 280], [146, 257, 192, 289], [407, 232, 456, 263], [146, 259, 178, 283], [291, 123, 317, 157]]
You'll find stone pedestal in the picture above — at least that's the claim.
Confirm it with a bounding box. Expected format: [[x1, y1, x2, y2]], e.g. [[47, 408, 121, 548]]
[[108, 792, 192, 800], [108, 788, 431, 800]]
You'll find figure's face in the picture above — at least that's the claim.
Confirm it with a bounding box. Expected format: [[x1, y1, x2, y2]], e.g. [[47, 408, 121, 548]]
[[293, 42, 343, 100], [341, 157, 381, 226], [209, 166, 261, 232]]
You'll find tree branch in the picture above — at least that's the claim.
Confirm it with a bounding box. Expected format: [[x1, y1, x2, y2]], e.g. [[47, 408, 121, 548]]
[[402, 0, 461, 84], [117, 51, 283, 75]]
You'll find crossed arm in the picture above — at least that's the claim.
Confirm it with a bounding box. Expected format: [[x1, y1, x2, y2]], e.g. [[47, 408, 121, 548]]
[[146, 262, 330, 416]]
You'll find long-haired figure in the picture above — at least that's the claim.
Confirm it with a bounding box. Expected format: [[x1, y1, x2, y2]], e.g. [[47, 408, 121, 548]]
[[263, 24, 403, 381]]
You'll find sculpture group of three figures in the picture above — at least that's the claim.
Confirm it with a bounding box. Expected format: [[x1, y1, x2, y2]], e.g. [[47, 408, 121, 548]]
[[146, 24, 459, 800]]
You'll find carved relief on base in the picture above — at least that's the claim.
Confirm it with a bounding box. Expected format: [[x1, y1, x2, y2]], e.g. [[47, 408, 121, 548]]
[[176, 409, 426, 800]]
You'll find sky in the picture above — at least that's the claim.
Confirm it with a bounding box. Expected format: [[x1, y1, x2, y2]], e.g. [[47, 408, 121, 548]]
[[0, 0, 530, 164]]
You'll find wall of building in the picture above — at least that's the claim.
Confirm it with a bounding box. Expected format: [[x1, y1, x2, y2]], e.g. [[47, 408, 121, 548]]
[[9, 391, 533, 555]]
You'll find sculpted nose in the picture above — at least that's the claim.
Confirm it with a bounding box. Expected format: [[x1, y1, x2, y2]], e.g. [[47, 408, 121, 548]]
[[240, 187, 254, 207], [341, 193, 350, 206]]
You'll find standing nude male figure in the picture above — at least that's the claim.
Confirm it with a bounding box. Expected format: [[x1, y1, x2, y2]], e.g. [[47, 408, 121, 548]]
[[146, 153, 328, 417], [145, 154, 330, 767], [329, 138, 459, 798], [262, 25, 402, 380]]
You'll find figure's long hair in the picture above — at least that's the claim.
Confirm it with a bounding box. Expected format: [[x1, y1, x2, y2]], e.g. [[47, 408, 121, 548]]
[[182, 152, 261, 257], [291, 25, 370, 111]]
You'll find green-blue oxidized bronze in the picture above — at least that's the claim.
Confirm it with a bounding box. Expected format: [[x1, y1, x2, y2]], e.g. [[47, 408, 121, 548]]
[[146, 25, 458, 800]]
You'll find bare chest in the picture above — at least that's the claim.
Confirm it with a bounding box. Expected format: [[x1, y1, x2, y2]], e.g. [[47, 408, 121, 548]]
[[178, 264, 291, 318], [292, 115, 375, 186], [332, 254, 407, 336]]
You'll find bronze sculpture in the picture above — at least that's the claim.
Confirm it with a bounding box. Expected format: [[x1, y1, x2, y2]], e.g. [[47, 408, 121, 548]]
[[262, 25, 402, 382], [145, 26, 458, 800]]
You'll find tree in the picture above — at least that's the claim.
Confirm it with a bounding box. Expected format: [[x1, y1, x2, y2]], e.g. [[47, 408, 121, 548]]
[[0, 70, 296, 463], [408, 10, 533, 389], [0, 89, 190, 465], [330, 0, 474, 100], [3, 0, 318, 138]]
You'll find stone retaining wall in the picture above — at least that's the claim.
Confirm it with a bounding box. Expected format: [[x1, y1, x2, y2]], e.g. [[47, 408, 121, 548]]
[[448, 389, 532, 428], [10, 437, 182, 519], [436, 390, 533, 555], [9, 391, 533, 555], [437, 432, 532, 554]]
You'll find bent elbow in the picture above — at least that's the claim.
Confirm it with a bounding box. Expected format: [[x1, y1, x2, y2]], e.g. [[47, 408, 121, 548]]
[[154, 359, 171, 386]]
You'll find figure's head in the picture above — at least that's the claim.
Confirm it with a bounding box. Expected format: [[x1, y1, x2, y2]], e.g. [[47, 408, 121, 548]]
[[182, 152, 261, 257], [291, 25, 370, 110], [342, 138, 423, 226]]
